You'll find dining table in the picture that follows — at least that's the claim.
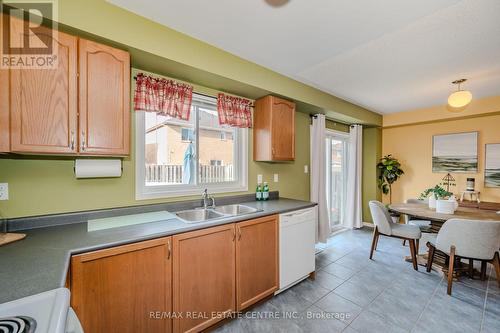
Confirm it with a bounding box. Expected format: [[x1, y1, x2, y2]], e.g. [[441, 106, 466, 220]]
[[389, 202, 500, 233], [388, 202, 500, 277]]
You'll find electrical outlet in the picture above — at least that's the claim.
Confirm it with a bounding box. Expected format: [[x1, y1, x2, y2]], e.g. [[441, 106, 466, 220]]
[[0, 183, 8, 200], [257, 174, 263, 184], [304, 165, 309, 174], [273, 174, 279, 182]]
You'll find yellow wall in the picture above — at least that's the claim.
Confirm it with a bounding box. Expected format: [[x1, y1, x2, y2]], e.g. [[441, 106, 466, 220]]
[[382, 96, 500, 204]]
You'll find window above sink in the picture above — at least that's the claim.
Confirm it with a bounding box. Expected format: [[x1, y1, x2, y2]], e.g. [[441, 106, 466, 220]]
[[135, 93, 248, 199]]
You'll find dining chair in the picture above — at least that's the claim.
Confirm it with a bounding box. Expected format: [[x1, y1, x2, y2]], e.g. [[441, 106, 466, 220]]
[[369, 200, 422, 270], [426, 219, 500, 295], [402, 198, 431, 248]]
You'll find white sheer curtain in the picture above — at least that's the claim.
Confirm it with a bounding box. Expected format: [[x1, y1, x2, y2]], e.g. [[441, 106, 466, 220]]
[[344, 124, 363, 229], [310, 114, 330, 243]]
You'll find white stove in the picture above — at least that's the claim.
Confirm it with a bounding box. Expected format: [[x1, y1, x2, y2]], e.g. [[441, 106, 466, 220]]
[[0, 288, 82, 333]]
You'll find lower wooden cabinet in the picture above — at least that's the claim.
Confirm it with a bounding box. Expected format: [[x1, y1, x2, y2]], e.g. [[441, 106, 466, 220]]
[[70, 237, 172, 333], [69, 216, 280, 333], [236, 215, 279, 310], [172, 224, 236, 333]]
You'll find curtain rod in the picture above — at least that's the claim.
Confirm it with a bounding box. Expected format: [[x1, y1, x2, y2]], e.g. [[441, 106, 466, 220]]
[[310, 114, 355, 126]]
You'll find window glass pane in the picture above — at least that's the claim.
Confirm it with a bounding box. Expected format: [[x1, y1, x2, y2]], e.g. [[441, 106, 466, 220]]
[[198, 106, 236, 183], [325, 135, 348, 228], [144, 111, 196, 185]]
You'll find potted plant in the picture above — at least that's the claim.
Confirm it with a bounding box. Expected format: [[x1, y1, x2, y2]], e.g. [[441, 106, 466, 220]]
[[377, 155, 404, 222], [419, 185, 453, 209]]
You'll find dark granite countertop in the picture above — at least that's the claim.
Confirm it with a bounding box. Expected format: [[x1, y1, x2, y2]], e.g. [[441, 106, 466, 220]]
[[0, 198, 316, 303]]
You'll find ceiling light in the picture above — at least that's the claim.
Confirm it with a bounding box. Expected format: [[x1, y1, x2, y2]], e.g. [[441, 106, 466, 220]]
[[447, 79, 472, 112], [265, 0, 290, 7]]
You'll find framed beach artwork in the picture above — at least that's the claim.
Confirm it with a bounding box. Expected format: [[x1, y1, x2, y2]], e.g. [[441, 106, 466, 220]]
[[432, 131, 478, 173], [485, 144, 500, 188]]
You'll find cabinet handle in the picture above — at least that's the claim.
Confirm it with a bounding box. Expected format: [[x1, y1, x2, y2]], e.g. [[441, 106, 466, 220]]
[[238, 228, 242, 241], [167, 240, 171, 260], [81, 131, 86, 151], [70, 131, 75, 150], [272, 148, 275, 156], [232, 229, 236, 241]]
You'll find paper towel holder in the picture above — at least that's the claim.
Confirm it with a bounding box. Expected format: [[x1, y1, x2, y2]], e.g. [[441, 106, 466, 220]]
[[74, 159, 123, 179]]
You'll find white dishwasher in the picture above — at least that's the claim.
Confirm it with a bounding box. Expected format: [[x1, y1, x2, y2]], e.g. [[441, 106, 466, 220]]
[[277, 206, 317, 294]]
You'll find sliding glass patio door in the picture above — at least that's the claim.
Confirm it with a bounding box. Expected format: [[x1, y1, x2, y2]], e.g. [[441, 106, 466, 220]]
[[325, 130, 349, 230]]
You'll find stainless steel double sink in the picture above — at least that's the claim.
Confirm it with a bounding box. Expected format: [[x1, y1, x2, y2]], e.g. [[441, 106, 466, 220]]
[[175, 204, 260, 223]]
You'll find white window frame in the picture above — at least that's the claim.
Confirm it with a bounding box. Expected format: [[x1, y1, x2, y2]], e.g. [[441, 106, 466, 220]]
[[135, 94, 248, 200], [325, 129, 349, 231]]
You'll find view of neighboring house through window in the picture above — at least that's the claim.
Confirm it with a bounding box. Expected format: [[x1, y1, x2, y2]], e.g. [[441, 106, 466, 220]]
[[137, 93, 247, 199], [181, 127, 194, 142]]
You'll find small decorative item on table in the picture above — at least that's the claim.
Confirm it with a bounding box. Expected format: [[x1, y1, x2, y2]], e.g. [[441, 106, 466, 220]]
[[460, 190, 481, 203]]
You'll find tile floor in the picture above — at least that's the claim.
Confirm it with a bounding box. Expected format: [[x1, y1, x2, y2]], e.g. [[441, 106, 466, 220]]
[[214, 227, 500, 333]]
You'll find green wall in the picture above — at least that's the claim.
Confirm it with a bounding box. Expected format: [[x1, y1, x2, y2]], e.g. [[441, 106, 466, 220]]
[[0, 67, 310, 218], [55, 0, 381, 126], [362, 127, 383, 222], [0, 1, 382, 220]]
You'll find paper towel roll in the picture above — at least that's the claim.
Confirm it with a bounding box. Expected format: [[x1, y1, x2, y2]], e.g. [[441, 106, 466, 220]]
[[75, 159, 122, 178]]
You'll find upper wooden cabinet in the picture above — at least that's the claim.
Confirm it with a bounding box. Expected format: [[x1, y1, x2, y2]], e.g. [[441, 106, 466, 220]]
[[236, 215, 279, 311], [172, 224, 236, 333], [70, 237, 172, 333], [9, 29, 78, 154], [253, 95, 295, 161], [0, 68, 9, 153], [78, 39, 130, 155], [0, 15, 130, 156]]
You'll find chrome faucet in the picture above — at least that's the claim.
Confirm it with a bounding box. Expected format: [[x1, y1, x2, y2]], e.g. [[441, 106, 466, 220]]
[[202, 189, 215, 209]]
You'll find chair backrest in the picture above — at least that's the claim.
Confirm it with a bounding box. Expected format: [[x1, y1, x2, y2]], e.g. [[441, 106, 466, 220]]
[[369, 200, 393, 235], [436, 219, 500, 260]]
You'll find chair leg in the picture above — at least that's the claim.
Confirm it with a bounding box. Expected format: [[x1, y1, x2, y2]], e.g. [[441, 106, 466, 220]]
[[468, 259, 474, 278], [409, 239, 418, 271], [447, 245, 456, 295], [402, 239, 406, 246], [370, 226, 379, 259], [492, 252, 500, 288], [481, 261, 488, 281], [426, 242, 435, 273]]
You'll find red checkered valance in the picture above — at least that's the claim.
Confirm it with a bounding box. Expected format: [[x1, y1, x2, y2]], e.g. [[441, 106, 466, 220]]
[[217, 93, 252, 128], [134, 73, 193, 121]]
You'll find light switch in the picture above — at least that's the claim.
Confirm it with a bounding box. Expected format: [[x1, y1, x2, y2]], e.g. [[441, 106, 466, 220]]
[[257, 174, 263, 184], [273, 174, 279, 182], [304, 165, 309, 174], [0, 183, 9, 200]]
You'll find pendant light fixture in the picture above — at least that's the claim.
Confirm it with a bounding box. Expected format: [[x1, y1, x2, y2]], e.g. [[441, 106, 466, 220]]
[[447, 79, 472, 112]]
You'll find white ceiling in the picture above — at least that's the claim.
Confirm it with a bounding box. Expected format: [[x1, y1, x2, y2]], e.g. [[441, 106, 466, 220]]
[[109, 0, 500, 114]]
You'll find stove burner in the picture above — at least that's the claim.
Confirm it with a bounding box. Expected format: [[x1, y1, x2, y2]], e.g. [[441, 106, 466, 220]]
[[0, 316, 36, 333]]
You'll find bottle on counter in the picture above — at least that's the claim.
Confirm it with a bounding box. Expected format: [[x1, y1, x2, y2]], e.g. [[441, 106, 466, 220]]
[[256, 183, 262, 201], [262, 182, 269, 201]]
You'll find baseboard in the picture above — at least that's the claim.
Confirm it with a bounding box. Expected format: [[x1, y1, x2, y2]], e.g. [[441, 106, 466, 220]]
[[363, 222, 374, 228]]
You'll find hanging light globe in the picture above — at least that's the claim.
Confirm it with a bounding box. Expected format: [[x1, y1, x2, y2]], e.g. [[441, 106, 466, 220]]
[[447, 79, 472, 111]]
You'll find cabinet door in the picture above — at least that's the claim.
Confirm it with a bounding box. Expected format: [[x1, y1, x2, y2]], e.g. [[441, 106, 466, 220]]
[[78, 39, 130, 155], [9, 27, 78, 154], [271, 97, 295, 160], [173, 224, 236, 333], [236, 215, 279, 310], [0, 68, 8, 152], [71, 237, 172, 333]]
